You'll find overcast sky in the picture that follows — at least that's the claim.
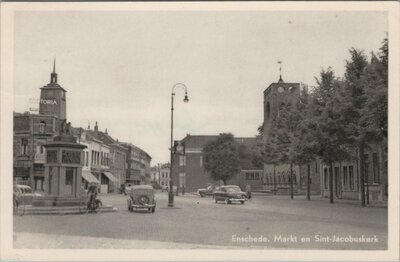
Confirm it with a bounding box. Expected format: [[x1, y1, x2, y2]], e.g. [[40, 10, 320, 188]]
[[13, 11, 387, 164]]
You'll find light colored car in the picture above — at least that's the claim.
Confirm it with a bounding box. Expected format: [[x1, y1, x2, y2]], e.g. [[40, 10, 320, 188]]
[[13, 185, 42, 206], [127, 185, 156, 213]]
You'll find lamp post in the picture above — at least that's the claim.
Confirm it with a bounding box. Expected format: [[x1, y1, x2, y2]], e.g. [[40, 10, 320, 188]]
[[169, 83, 189, 207]]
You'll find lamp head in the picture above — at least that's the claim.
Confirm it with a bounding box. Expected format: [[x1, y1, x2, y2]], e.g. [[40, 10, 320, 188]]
[[183, 92, 189, 103]]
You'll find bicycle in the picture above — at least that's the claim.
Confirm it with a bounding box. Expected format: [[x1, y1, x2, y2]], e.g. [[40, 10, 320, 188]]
[[13, 198, 25, 216], [79, 194, 102, 214]]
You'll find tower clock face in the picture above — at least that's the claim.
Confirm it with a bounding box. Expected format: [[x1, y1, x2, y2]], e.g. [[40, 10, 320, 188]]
[[278, 86, 284, 93]]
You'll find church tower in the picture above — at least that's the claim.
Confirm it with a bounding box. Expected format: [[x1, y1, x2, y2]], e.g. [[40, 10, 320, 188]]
[[39, 59, 67, 120], [263, 63, 300, 140]]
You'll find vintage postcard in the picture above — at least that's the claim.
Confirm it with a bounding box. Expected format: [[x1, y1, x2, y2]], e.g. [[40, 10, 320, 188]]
[[1, 1, 399, 261]]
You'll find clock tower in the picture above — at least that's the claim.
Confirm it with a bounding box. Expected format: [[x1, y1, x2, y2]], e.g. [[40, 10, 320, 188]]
[[263, 74, 300, 140], [39, 59, 67, 120]]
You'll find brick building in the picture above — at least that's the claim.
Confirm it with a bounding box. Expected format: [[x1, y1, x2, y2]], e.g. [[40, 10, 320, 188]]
[[262, 76, 321, 195], [171, 135, 263, 193], [13, 63, 67, 190]]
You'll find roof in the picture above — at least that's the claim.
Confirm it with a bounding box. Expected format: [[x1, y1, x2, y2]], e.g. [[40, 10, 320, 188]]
[[119, 141, 152, 160], [180, 135, 257, 149], [181, 135, 218, 148]]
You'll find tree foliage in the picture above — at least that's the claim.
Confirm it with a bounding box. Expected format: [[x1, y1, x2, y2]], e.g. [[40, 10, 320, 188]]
[[202, 133, 240, 185]]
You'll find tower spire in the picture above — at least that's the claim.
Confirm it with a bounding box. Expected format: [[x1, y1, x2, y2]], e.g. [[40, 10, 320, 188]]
[[278, 60, 284, 83], [50, 57, 58, 83]]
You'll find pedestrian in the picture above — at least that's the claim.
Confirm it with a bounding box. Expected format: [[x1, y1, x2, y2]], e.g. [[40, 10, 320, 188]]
[[246, 184, 252, 200]]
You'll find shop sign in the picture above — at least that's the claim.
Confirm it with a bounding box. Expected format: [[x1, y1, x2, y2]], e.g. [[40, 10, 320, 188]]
[[40, 99, 58, 105]]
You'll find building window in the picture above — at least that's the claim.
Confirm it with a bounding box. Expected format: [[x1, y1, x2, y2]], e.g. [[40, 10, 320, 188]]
[[20, 138, 28, 155], [179, 156, 186, 166], [324, 168, 328, 189], [91, 150, 94, 164], [39, 121, 46, 133], [34, 177, 44, 191], [372, 153, 380, 184], [349, 165, 354, 190], [343, 166, 348, 189], [364, 154, 370, 184], [334, 166, 339, 189], [179, 173, 186, 188], [200, 156, 203, 167]]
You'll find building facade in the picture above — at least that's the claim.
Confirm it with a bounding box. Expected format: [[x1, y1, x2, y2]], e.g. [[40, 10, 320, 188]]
[[79, 123, 120, 193], [14, 62, 152, 194], [159, 163, 170, 190], [120, 143, 152, 185], [13, 65, 67, 190], [172, 135, 263, 193], [320, 143, 387, 201], [13, 112, 62, 190]]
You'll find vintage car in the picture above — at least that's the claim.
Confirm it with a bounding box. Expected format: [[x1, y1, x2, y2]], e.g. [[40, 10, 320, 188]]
[[197, 185, 220, 197], [213, 185, 247, 204], [127, 185, 156, 213], [13, 185, 42, 206]]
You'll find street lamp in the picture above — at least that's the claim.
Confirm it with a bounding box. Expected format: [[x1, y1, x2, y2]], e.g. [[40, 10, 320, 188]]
[[169, 83, 189, 207]]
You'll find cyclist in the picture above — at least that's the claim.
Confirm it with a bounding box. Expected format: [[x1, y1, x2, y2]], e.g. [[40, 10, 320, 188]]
[[87, 182, 98, 212]]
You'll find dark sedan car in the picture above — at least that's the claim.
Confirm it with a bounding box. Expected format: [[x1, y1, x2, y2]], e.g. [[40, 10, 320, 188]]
[[214, 185, 247, 204], [197, 185, 220, 197]]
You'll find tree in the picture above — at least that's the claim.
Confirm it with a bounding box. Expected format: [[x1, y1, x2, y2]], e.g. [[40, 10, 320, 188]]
[[337, 42, 388, 206], [310, 68, 351, 204], [203, 133, 240, 185], [290, 86, 319, 200]]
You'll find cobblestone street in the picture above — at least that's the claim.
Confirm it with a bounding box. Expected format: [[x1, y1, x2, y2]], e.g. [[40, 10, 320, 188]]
[[14, 191, 387, 249]]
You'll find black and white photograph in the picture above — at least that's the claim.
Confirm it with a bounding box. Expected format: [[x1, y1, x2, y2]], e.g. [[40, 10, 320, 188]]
[[0, 1, 399, 261]]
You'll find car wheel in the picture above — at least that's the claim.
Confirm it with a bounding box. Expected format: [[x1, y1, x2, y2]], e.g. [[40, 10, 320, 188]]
[[200, 193, 205, 198], [241, 200, 245, 205], [215, 198, 218, 203], [225, 198, 230, 205], [152, 207, 155, 213]]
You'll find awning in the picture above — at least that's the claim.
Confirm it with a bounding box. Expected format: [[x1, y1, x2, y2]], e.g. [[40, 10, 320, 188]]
[[102, 172, 118, 183], [82, 171, 100, 184]]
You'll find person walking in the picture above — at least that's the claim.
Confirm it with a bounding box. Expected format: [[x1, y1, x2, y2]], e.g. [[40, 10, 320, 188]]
[[246, 184, 252, 200]]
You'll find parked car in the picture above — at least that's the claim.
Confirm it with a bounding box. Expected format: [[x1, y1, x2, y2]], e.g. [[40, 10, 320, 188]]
[[127, 185, 156, 213], [214, 185, 247, 204], [13, 185, 42, 206], [197, 185, 220, 197]]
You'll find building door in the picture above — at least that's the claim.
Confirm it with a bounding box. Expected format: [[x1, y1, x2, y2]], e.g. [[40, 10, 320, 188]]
[[179, 173, 186, 188], [61, 167, 74, 196], [100, 174, 109, 193]]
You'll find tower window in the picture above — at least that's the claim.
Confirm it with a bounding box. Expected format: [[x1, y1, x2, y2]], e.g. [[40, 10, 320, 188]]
[[265, 102, 271, 120], [39, 121, 46, 133]]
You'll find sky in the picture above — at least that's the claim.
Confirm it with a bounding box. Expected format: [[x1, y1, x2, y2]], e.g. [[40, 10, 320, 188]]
[[13, 11, 387, 165]]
